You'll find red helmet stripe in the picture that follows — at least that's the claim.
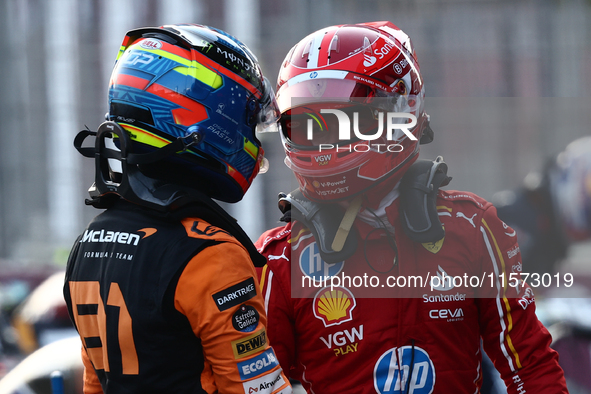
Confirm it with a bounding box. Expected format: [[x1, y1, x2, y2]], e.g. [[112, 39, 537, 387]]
[[110, 73, 150, 91], [156, 40, 192, 59], [109, 74, 208, 126], [145, 83, 208, 124]]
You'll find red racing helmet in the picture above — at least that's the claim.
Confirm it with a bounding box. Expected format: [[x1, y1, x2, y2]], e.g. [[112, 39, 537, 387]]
[[277, 21, 432, 202]]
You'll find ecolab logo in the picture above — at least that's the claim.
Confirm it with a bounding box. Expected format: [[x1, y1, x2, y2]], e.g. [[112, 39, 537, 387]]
[[80, 229, 144, 246], [237, 349, 279, 380]]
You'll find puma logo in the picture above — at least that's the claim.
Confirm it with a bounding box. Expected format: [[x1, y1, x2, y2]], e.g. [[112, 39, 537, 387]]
[[456, 212, 477, 228], [267, 246, 288, 262]]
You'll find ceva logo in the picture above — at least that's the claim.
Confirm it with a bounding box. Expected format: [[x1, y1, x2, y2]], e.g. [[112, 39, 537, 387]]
[[429, 308, 464, 320]]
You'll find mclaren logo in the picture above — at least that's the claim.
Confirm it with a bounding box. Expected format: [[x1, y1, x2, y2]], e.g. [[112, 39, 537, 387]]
[[138, 228, 157, 238], [80, 228, 157, 246], [191, 221, 229, 237], [313, 286, 356, 327]]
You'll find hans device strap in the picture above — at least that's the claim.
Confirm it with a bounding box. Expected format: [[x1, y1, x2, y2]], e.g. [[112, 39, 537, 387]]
[[399, 156, 452, 243], [73, 121, 266, 267], [276, 156, 452, 262], [278, 189, 359, 264]]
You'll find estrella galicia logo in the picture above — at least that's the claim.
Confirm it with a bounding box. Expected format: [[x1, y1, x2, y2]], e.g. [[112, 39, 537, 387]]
[[232, 304, 259, 332], [212, 278, 257, 311], [310, 71, 318, 78], [374, 346, 435, 393], [237, 348, 279, 380], [299, 242, 344, 281]]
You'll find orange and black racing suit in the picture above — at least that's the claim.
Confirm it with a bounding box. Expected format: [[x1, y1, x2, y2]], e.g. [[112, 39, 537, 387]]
[[64, 200, 291, 394]]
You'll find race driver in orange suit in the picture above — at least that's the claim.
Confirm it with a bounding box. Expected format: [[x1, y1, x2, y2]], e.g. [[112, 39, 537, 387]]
[[256, 21, 567, 393], [63, 24, 291, 394]]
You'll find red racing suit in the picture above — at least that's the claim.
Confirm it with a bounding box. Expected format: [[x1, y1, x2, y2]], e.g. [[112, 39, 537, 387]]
[[256, 189, 567, 394]]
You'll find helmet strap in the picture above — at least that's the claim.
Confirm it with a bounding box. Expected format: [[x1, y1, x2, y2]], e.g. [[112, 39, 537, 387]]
[[73, 121, 267, 267], [278, 189, 360, 264], [74, 121, 207, 211], [399, 156, 452, 243], [331, 196, 363, 252]]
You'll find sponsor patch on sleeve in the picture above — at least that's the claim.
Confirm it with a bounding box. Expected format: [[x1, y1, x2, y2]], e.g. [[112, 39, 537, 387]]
[[213, 277, 257, 311], [237, 348, 279, 381], [241, 368, 286, 393], [232, 329, 267, 359], [232, 304, 260, 332]]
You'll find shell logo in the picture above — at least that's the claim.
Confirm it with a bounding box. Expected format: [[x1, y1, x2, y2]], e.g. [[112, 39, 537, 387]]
[[313, 286, 356, 327]]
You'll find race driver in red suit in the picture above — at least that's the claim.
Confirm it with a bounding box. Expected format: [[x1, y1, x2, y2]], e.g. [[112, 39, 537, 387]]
[[256, 21, 567, 394]]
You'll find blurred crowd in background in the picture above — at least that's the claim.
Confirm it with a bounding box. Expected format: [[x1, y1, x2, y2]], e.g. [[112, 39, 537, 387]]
[[0, 0, 591, 393]]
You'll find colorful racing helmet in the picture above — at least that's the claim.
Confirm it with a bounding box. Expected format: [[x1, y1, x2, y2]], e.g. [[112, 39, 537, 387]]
[[107, 24, 279, 203], [276, 21, 432, 202], [549, 136, 591, 242]]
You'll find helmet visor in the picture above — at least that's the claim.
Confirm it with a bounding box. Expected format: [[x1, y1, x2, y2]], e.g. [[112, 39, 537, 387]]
[[280, 97, 420, 149], [255, 77, 281, 133], [277, 78, 367, 113]]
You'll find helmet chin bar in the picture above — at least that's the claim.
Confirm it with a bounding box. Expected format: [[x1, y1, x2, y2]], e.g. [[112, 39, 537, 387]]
[[74, 121, 206, 211]]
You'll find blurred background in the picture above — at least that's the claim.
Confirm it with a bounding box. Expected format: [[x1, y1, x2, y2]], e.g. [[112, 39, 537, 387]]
[[1, 0, 591, 262], [0, 0, 590, 392]]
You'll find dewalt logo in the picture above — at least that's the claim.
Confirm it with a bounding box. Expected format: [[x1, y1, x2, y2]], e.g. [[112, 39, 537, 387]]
[[231, 329, 267, 359]]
